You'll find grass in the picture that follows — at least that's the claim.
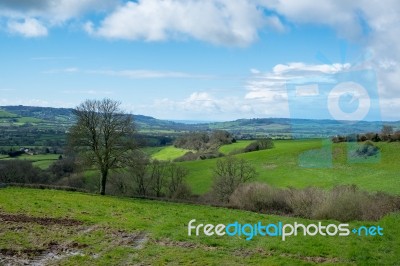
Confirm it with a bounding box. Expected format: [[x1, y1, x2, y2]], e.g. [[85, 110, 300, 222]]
[[181, 140, 400, 195], [0, 187, 398, 265], [0, 109, 18, 118], [0, 154, 59, 169], [152, 146, 191, 161], [16, 117, 44, 123], [218, 140, 253, 154]]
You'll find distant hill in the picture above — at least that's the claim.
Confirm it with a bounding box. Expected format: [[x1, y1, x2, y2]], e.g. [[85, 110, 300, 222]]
[[1, 105, 399, 139]]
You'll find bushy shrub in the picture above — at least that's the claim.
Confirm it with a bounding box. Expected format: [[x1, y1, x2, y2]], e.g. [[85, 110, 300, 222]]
[[55, 173, 86, 189], [173, 151, 223, 162], [0, 160, 50, 184], [354, 140, 380, 157], [243, 138, 274, 153], [287, 186, 325, 218], [229, 183, 291, 214], [49, 156, 79, 180], [228, 183, 400, 222]]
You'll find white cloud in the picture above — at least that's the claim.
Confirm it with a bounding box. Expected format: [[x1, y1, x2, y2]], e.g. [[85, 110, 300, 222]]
[[256, 0, 400, 119], [0, 0, 118, 37], [273, 63, 351, 75], [43, 67, 79, 74], [86, 0, 281, 46], [7, 18, 48, 37]]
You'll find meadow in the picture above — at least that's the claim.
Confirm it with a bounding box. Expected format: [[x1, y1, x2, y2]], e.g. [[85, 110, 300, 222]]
[[146, 140, 400, 195], [0, 187, 398, 265], [0, 154, 59, 169]]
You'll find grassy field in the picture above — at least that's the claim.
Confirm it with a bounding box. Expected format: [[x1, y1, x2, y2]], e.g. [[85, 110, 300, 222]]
[[0, 154, 59, 169], [218, 140, 253, 155], [181, 139, 400, 195], [0, 109, 18, 118], [0, 187, 398, 265], [152, 146, 191, 161]]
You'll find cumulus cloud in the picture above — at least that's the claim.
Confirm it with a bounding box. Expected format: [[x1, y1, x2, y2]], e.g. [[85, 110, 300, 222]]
[[7, 18, 48, 37], [85, 0, 282, 46], [0, 0, 118, 36], [257, 0, 400, 119]]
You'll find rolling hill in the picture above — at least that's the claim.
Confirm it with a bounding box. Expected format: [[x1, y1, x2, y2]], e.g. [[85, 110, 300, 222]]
[[1, 105, 400, 139]]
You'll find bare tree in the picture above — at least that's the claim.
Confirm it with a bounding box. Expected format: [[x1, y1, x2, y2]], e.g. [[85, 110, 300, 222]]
[[68, 99, 135, 195], [149, 160, 167, 197], [128, 150, 151, 196], [212, 156, 257, 202], [166, 163, 189, 197]]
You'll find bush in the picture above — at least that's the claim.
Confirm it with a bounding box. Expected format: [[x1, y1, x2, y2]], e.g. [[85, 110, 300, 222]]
[[173, 151, 223, 162], [354, 140, 380, 157], [287, 187, 325, 218], [228, 183, 400, 222], [243, 138, 274, 153], [229, 183, 291, 214], [49, 156, 79, 180], [55, 173, 86, 189], [0, 160, 50, 184]]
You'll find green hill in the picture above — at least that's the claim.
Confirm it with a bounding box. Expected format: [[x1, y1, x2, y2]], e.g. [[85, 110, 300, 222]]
[[0, 187, 398, 265], [181, 139, 400, 195], [0, 109, 18, 118]]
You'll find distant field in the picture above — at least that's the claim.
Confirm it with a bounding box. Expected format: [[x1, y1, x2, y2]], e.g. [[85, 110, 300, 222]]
[[16, 117, 44, 123], [218, 140, 253, 154], [0, 187, 398, 265], [152, 146, 190, 161], [0, 154, 59, 169], [0, 109, 18, 118], [181, 140, 400, 195]]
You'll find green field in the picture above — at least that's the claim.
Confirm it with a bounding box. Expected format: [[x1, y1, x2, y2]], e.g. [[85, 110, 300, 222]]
[[218, 140, 253, 154], [0, 154, 59, 169], [0, 109, 18, 118], [152, 146, 191, 161], [0, 187, 398, 265], [181, 140, 400, 195]]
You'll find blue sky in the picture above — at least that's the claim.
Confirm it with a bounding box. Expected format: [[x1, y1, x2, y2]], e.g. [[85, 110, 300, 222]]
[[0, 0, 399, 121]]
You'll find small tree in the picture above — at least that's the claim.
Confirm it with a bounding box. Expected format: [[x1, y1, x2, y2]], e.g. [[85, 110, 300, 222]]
[[150, 160, 167, 197], [166, 163, 189, 198], [68, 99, 136, 195], [212, 156, 257, 202], [381, 125, 394, 141], [127, 150, 150, 196]]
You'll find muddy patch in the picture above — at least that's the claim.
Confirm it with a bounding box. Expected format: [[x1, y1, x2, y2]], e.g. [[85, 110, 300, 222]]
[[0, 215, 147, 266], [0, 213, 83, 226], [111, 230, 148, 249]]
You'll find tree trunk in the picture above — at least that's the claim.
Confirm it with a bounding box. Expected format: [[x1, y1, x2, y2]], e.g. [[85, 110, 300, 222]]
[[100, 169, 108, 195]]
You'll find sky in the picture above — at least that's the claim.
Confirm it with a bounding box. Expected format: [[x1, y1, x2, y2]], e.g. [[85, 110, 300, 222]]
[[0, 0, 399, 121]]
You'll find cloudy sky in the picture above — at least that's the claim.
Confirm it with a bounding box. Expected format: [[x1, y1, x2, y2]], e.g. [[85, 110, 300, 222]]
[[0, 0, 399, 121]]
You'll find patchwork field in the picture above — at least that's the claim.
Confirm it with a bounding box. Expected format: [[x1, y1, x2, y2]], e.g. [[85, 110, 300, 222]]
[[0, 188, 399, 265], [151, 146, 191, 161]]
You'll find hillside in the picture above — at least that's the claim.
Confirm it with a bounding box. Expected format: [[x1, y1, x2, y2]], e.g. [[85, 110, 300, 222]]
[[171, 139, 400, 195], [0, 187, 399, 265], [2, 106, 400, 141]]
